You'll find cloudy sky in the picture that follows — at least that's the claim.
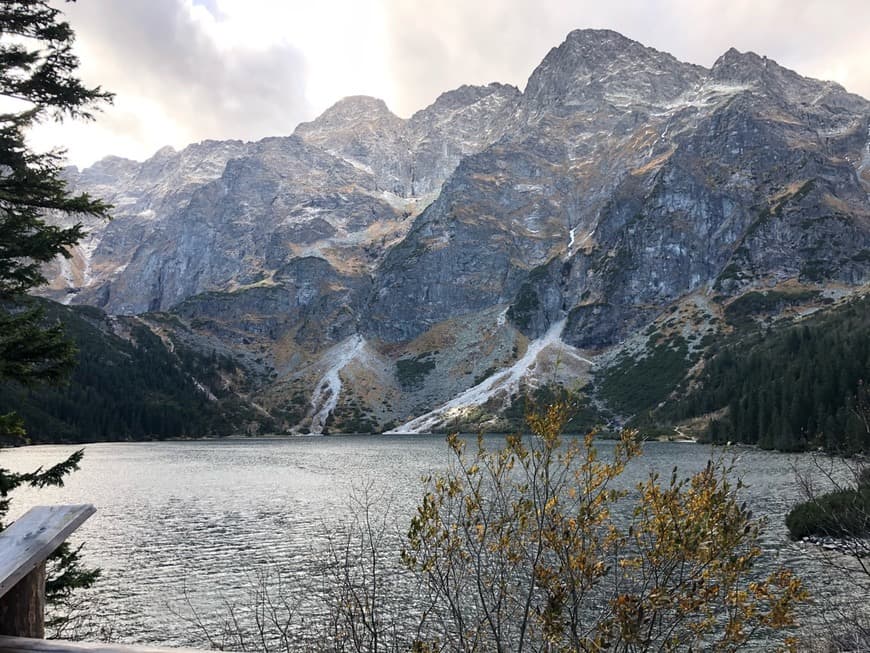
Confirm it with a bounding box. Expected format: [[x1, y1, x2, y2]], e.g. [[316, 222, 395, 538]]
[[28, 0, 870, 168]]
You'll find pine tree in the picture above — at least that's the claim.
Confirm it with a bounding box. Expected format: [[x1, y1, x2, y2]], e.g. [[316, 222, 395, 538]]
[[1, 0, 112, 435], [0, 0, 112, 625]]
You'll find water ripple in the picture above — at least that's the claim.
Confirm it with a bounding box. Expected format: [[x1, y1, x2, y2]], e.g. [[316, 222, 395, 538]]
[[0, 437, 857, 647]]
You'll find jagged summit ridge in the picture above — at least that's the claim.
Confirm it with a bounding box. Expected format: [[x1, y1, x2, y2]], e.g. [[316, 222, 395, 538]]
[[306, 95, 399, 121], [365, 29, 870, 345], [709, 47, 856, 107], [45, 80, 523, 313], [521, 28, 705, 118], [50, 28, 870, 318], [294, 83, 521, 196], [409, 82, 520, 117]]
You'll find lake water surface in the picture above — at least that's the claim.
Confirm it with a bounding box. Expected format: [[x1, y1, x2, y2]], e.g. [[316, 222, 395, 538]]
[[0, 436, 855, 647]]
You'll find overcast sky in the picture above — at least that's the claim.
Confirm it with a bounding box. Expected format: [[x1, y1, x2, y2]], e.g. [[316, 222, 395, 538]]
[[28, 0, 870, 168]]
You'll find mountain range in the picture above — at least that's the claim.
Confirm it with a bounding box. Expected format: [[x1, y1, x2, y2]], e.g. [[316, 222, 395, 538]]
[[28, 29, 870, 439]]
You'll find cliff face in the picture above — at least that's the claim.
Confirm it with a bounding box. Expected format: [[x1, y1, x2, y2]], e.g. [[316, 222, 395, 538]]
[[294, 83, 521, 196], [40, 29, 870, 434], [53, 136, 405, 315], [45, 81, 521, 318], [369, 30, 870, 349]]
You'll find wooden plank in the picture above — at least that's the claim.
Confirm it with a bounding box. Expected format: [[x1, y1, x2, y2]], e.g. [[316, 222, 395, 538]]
[[0, 637, 217, 653], [0, 506, 96, 600]]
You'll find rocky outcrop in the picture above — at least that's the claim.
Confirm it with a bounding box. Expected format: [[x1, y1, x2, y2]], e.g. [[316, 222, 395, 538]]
[[521, 29, 705, 120], [292, 96, 410, 194], [172, 256, 370, 355], [405, 83, 521, 195], [293, 83, 521, 196]]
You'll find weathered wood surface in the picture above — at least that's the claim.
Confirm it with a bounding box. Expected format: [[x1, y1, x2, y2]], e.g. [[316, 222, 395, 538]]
[[0, 505, 96, 637], [0, 505, 96, 600], [0, 565, 45, 638], [0, 637, 215, 653]]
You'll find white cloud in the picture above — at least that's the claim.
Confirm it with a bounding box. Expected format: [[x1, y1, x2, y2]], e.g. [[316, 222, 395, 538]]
[[33, 0, 313, 166], [31, 0, 870, 167], [381, 0, 870, 115]]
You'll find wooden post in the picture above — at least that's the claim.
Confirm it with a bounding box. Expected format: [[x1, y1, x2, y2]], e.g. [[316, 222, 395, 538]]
[[0, 563, 45, 638], [0, 505, 95, 638]]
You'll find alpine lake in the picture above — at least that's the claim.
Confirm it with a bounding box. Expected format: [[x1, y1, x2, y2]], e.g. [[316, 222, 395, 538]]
[[2, 435, 862, 648]]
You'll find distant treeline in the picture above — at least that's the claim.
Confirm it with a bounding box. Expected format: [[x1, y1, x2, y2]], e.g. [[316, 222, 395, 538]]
[[0, 301, 265, 443], [671, 296, 870, 453]]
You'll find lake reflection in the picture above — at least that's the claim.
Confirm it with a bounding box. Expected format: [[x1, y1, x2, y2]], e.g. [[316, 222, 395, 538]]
[[0, 436, 854, 646]]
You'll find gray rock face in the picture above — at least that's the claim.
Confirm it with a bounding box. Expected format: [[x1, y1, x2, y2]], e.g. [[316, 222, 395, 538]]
[[364, 29, 705, 342], [521, 29, 705, 120], [367, 29, 870, 349], [173, 256, 370, 355], [40, 28, 870, 432], [365, 144, 566, 342], [553, 50, 870, 347], [294, 84, 521, 196], [293, 96, 410, 194], [63, 136, 395, 314], [48, 139, 252, 310], [45, 84, 519, 316], [406, 83, 521, 195]]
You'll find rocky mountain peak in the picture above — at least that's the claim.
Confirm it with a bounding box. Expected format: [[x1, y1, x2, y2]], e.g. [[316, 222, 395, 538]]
[[291, 84, 523, 198], [531, 28, 660, 83], [403, 82, 521, 195], [412, 83, 520, 117], [708, 47, 858, 109], [562, 28, 649, 59], [152, 145, 178, 159], [293, 95, 409, 193], [75, 155, 138, 179], [134, 138, 250, 189], [710, 47, 785, 85], [295, 96, 403, 135], [522, 28, 704, 118]]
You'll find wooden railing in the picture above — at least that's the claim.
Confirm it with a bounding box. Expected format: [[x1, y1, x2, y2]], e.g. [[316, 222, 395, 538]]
[[0, 637, 210, 653], [0, 506, 219, 653], [0, 505, 95, 639]]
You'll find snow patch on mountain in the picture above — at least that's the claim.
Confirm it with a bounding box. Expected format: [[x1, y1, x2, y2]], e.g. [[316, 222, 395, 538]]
[[567, 228, 595, 258], [79, 235, 101, 287], [389, 320, 594, 434], [308, 335, 366, 434], [859, 124, 870, 174], [58, 257, 75, 304], [192, 378, 218, 402], [657, 82, 752, 114], [330, 150, 375, 175]]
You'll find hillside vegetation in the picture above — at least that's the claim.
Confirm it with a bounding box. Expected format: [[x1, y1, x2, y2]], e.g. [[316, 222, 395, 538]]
[[664, 296, 870, 453], [0, 301, 267, 443]]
